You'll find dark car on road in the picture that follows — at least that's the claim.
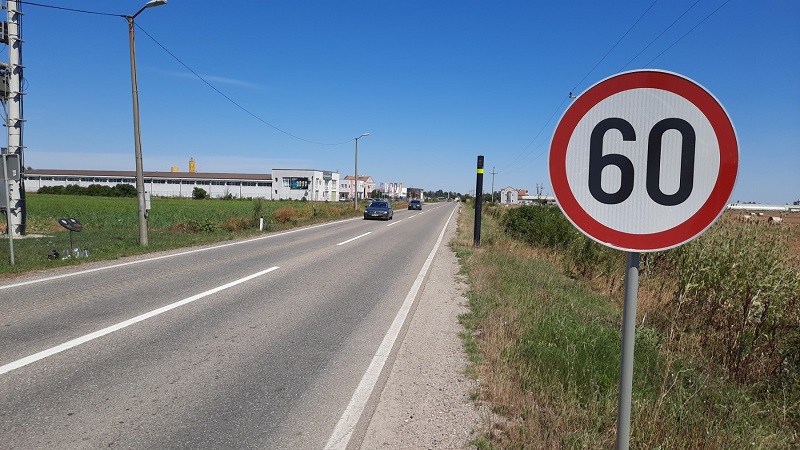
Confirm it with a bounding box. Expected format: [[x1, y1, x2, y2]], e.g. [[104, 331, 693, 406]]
[[408, 199, 422, 210], [364, 201, 393, 220]]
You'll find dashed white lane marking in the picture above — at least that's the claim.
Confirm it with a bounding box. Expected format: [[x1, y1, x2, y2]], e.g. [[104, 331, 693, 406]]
[[336, 232, 372, 246], [324, 206, 457, 449], [0, 266, 280, 376]]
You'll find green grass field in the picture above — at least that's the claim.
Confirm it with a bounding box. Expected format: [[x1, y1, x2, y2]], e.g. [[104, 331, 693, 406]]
[[1, 194, 363, 275]]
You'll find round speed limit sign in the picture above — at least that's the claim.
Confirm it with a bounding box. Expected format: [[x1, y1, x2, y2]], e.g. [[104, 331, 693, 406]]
[[549, 70, 738, 252]]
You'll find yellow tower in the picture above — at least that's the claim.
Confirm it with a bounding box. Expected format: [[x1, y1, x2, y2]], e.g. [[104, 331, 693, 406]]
[[189, 158, 196, 173]]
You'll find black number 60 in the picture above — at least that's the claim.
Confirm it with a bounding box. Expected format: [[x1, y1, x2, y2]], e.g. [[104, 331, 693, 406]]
[[588, 117, 696, 206]]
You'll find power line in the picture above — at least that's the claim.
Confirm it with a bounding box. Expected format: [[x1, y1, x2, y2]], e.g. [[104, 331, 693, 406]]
[[619, 0, 702, 71], [570, 0, 659, 93], [505, 0, 729, 184], [134, 24, 353, 146], [18, 1, 122, 17], [499, 2, 660, 177], [18, 0, 356, 146], [644, 0, 731, 67]]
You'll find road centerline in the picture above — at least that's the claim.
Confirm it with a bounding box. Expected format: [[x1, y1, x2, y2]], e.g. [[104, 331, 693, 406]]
[[0, 266, 280, 376]]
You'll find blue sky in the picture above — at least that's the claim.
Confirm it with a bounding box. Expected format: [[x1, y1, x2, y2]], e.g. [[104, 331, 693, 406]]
[[9, 0, 800, 203]]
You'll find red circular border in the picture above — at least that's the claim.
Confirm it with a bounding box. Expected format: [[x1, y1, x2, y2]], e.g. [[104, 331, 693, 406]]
[[549, 71, 738, 252]]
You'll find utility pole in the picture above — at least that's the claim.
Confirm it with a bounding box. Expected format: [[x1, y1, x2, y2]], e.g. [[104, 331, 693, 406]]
[[490, 166, 497, 203], [3, 0, 26, 236]]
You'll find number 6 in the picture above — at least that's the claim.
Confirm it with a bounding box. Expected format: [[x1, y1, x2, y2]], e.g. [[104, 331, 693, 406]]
[[589, 117, 696, 206]]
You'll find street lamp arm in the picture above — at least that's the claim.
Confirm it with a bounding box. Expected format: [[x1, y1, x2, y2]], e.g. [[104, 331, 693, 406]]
[[131, 0, 167, 19]]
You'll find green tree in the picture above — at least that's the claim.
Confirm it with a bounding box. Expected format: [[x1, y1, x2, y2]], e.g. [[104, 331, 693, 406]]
[[192, 187, 208, 200]]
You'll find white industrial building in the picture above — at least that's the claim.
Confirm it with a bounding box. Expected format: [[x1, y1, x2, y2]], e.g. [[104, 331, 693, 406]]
[[271, 169, 340, 201], [24, 168, 342, 201]]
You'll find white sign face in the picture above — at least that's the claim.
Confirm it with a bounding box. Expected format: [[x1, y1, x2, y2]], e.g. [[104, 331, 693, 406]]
[[549, 70, 738, 252]]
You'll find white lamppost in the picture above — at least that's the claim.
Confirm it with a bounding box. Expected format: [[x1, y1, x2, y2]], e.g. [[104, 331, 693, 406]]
[[354, 133, 369, 210], [127, 0, 166, 246]]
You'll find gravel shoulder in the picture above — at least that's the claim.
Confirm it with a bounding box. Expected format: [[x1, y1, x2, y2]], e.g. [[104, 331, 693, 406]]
[[357, 208, 487, 449]]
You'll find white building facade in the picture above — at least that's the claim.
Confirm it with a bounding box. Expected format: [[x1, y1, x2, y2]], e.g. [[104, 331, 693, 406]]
[[25, 169, 272, 199], [380, 182, 404, 199], [272, 169, 340, 201], [340, 175, 376, 201], [25, 168, 342, 201], [500, 186, 520, 205]]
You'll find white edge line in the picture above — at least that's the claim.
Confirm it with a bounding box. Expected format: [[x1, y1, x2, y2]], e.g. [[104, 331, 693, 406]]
[[0, 219, 353, 291], [0, 266, 280, 376], [324, 206, 457, 449], [336, 232, 371, 246]]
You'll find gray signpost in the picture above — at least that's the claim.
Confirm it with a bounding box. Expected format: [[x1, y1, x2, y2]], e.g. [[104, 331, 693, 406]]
[[549, 70, 738, 449], [1, 153, 20, 264]]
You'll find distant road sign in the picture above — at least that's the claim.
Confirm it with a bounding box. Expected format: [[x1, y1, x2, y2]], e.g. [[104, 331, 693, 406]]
[[549, 70, 738, 252]]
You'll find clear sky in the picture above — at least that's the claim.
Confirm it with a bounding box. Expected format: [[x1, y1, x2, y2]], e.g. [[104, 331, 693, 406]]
[[9, 0, 800, 204]]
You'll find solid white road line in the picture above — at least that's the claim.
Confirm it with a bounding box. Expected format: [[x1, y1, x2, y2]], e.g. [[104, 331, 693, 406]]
[[336, 232, 372, 246], [0, 266, 280, 376], [324, 205, 457, 450]]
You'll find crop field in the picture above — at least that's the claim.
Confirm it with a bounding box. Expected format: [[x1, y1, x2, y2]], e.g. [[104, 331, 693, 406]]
[[0, 194, 364, 275], [725, 209, 800, 257]]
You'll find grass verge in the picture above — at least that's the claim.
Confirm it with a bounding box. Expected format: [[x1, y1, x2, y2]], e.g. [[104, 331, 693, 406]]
[[453, 205, 797, 449], [1, 194, 363, 276]]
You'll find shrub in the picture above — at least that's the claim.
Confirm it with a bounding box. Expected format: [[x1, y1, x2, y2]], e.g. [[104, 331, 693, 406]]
[[168, 219, 216, 233], [219, 216, 251, 232], [37, 183, 136, 197], [273, 206, 297, 224], [501, 205, 577, 249], [192, 187, 208, 200], [113, 183, 137, 197]]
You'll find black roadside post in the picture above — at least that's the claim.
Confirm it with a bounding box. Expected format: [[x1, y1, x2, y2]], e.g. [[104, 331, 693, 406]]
[[474, 155, 484, 247]]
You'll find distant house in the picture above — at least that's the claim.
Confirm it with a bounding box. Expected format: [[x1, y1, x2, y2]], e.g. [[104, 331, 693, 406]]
[[340, 175, 375, 201], [500, 186, 519, 204]]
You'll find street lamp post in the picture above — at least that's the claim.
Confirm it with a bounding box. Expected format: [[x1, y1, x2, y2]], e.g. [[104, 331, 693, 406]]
[[127, 0, 166, 246], [354, 133, 369, 210]]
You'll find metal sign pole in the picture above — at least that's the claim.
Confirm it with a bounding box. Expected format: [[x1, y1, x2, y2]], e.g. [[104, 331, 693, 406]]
[[615, 251, 639, 449], [1, 154, 15, 265]]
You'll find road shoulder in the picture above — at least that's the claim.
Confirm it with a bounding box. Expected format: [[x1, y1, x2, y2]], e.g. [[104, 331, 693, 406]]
[[358, 208, 485, 449]]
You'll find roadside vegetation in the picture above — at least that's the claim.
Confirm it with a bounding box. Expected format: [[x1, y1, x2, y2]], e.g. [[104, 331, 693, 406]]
[[453, 203, 799, 448], [0, 193, 367, 275]]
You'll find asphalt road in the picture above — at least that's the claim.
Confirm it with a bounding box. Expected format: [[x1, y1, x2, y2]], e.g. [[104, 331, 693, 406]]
[[0, 202, 459, 449]]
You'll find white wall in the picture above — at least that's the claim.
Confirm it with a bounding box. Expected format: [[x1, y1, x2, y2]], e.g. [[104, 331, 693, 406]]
[[272, 169, 340, 201]]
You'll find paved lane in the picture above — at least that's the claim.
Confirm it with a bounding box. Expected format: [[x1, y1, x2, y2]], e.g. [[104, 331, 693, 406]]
[[0, 203, 458, 449]]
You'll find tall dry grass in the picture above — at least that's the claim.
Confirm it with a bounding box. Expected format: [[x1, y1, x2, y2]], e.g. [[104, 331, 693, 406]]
[[454, 205, 798, 449]]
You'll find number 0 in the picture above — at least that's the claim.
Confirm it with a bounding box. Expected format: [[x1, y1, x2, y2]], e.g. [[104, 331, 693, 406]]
[[588, 117, 696, 206]]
